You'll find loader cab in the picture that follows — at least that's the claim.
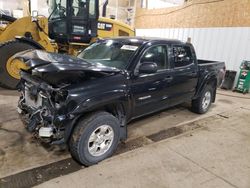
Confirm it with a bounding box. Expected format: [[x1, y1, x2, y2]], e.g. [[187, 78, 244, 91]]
[[48, 0, 99, 44]]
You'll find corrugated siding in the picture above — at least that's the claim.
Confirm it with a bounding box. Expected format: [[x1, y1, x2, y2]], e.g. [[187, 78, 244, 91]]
[[136, 27, 250, 71]]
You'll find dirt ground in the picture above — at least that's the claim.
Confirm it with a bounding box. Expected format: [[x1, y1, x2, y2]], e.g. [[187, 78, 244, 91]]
[[0, 88, 249, 187]]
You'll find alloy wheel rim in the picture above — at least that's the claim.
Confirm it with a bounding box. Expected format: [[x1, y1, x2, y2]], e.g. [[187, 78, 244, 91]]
[[87, 125, 114, 157], [202, 91, 211, 110]]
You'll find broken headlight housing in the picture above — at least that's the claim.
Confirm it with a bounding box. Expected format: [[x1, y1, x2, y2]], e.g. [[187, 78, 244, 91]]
[[53, 90, 68, 103]]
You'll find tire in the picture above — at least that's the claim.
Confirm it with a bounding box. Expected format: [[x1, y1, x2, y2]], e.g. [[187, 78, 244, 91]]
[[69, 111, 120, 166], [191, 85, 213, 114], [0, 40, 36, 89]]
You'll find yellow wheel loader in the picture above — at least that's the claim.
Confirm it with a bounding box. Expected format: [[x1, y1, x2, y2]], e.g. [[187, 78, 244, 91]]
[[0, 0, 134, 89]]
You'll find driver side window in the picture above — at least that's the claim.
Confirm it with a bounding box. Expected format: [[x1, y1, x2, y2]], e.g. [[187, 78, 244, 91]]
[[72, 0, 87, 18], [141, 45, 168, 71], [49, 0, 67, 19]]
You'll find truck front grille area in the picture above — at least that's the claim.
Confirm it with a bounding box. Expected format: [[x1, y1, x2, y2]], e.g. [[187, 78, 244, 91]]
[[18, 72, 70, 143], [19, 84, 53, 133], [18, 87, 65, 144]]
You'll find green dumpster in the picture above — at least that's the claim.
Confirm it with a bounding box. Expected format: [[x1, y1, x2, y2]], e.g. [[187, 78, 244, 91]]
[[235, 61, 250, 94]]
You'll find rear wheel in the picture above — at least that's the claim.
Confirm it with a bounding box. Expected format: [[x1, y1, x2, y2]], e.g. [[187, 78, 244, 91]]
[[69, 111, 120, 166], [192, 85, 213, 114], [0, 40, 36, 89]]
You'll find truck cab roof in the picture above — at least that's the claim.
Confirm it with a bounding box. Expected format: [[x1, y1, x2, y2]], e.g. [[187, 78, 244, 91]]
[[100, 36, 185, 45]]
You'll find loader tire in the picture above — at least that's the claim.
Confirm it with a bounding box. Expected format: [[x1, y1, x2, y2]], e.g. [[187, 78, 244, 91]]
[[0, 40, 36, 89]]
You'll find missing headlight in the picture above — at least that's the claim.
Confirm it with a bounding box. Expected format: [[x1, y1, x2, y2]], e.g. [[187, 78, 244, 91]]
[[54, 90, 68, 103]]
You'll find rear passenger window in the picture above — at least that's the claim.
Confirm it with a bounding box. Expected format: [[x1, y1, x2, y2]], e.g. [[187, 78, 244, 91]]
[[173, 46, 192, 68], [141, 45, 168, 71]]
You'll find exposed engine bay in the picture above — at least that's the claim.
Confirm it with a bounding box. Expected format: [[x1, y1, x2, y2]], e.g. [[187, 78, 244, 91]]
[[18, 71, 70, 143]]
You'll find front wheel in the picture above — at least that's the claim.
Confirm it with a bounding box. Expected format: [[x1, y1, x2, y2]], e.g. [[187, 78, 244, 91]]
[[191, 85, 213, 114], [69, 111, 120, 166]]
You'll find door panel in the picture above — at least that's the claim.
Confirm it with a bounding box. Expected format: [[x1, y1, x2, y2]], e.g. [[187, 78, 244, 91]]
[[167, 65, 198, 106], [167, 45, 198, 106], [130, 44, 171, 117], [131, 71, 171, 117]]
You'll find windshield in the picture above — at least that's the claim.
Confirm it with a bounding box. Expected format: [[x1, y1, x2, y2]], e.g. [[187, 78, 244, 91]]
[[78, 40, 141, 69], [48, 0, 97, 20], [48, 0, 67, 20]]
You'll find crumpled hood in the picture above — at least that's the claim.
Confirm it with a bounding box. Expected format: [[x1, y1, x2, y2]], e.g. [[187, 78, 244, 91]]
[[13, 49, 120, 73]]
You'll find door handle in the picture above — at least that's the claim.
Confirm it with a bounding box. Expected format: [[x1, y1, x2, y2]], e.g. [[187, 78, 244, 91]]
[[190, 71, 197, 76], [164, 76, 173, 82]]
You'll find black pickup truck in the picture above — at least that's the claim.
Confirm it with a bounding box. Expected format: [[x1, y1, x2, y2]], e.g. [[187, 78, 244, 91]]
[[16, 37, 224, 166]]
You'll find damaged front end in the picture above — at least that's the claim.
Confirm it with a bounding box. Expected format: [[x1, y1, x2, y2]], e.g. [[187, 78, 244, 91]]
[[16, 50, 120, 144], [18, 71, 71, 144]]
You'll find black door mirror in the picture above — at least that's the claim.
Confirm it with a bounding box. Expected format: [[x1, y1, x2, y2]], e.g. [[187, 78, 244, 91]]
[[139, 62, 158, 74]]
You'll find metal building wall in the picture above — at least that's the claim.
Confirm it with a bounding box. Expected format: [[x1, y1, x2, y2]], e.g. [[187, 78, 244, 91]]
[[136, 27, 250, 71]]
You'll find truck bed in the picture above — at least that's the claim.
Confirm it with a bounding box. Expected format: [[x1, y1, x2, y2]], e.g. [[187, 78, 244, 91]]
[[196, 59, 225, 88], [198, 59, 225, 72]]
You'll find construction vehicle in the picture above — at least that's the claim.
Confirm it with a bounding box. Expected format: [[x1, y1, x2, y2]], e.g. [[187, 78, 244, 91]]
[[0, 0, 135, 89]]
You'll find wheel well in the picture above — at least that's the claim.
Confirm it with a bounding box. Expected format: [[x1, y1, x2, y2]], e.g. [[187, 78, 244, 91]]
[[80, 103, 127, 126], [92, 103, 127, 141], [103, 103, 126, 126], [207, 78, 217, 102], [66, 103, 127, 143], [207, 78, 217, 88]]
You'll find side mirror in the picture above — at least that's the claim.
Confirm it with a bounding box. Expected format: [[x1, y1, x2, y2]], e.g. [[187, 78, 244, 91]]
[[139, 62, 157, 74]]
